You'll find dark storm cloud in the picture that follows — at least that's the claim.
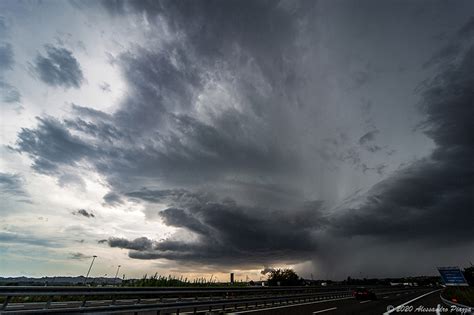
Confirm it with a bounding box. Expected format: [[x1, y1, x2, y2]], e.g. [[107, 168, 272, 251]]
[[361, 163, 386, 175], [0, 42, 20, 103], [108, 236, 154, 251], [458, 16, 474, 39], [71, 104, 112, 121], [16, 0, 306, 191], [351, 71, 370, 89], [63, 117, 123, 143], [358, 130, 379, 145], [0, 43, 14, 70], [423, 15, 474, 69], [358, 130, 382, 153], [331, 159, 473, 242], [329, 44, 474, 244], [13, 0, 474, 272], [16, 107, 297, 191], [109, 190, 325, 266], [422, 44, 461, 69], [32, 45, 84, 89], [106, 0, 312, 135], [116, 46, 202, 116], [112, 17, 474, 265], [169, 114, 297, 174], [102, 192, 123, 206], [102, 0, 302, 60], [160, 207, 211, 237], [318, 135, 385, 173], [125, 188, 195, 204], [0, 16, 7, 37], [103, 0, 307, 120], [63, 106, 121, 144], [72, 209, 95, 218], [16, 116, 94, 174], [0, 172, 29, 198]]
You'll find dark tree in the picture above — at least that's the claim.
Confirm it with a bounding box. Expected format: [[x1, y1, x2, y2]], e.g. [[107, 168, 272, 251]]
[[463, 266, 474, 286], [267, 268, 301, 286]]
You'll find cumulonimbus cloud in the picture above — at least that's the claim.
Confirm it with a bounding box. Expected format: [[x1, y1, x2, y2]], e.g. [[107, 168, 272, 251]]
[[11, 2, 474, 273]]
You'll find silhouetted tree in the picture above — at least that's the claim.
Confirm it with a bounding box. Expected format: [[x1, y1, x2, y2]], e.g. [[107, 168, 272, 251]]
[[463, 266, 474, 286], [267, 268, 301, 286]]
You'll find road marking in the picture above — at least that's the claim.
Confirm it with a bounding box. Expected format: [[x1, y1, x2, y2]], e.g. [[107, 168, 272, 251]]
[[313, 307, 337, 313], [383, 289, 441, 315], [360, 300, 371, 304], [229, 296, 352, 314], [383, 296, 389, 299]]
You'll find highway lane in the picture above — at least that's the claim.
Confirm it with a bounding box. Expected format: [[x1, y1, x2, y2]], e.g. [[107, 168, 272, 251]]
[[230, 288, 439, 315], [385, 289, 471, 315]]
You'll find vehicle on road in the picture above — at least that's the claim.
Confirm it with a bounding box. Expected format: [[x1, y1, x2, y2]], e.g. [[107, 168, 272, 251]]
[[352, 287, 377, 300]]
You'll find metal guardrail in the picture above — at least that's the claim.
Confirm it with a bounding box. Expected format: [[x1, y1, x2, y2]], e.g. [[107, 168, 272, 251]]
[[2, 292, 353, 314], [0, 284, 394, 295], [0, 285, 417, 314], [0, 286, 355, 314], [0, 285, 361, 294]]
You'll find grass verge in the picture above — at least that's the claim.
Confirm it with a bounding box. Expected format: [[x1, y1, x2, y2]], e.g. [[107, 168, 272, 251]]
[[442, 286, 474, 307]]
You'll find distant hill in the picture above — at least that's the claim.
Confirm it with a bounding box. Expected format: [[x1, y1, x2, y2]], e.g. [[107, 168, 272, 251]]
[[0, 276, 122, 286]]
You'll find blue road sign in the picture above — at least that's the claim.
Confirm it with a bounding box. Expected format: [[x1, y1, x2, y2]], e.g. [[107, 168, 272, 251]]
[[437, 267, 468, 286]]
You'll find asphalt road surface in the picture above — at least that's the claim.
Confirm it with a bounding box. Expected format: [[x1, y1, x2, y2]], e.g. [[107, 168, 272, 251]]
[[5, 288, 470, 314], [229, 288, 470, 315]]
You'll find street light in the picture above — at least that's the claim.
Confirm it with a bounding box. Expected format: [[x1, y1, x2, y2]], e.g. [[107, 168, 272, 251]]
[[114, 265, 121, 286], [84, 255, 97, 285]]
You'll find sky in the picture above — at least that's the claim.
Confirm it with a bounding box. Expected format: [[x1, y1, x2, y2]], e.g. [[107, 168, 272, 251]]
[[0, 0, 473, 281]]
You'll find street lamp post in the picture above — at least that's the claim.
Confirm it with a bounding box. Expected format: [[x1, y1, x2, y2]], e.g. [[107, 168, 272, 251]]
[[114, 265, 121, 286], [84, 255, 97, 285]]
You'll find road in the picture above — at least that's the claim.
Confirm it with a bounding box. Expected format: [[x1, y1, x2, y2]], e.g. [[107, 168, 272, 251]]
[[4, 287, 471, 314], [229, 288, 470, 315]]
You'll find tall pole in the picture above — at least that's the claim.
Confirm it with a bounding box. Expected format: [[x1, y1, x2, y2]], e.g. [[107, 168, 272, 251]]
[[114, 265, 121, 286], [84, 255, 97, 285]]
